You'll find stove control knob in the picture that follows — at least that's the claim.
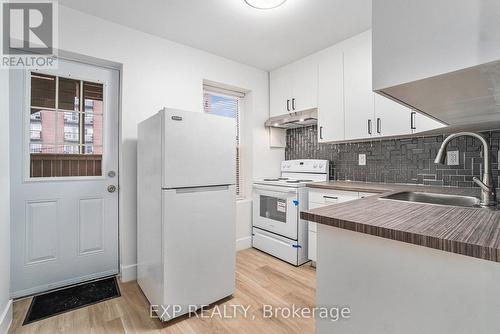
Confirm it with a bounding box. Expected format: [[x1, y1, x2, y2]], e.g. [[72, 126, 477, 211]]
[[313, 164, 318, 168], [319, 163, 324, 169]]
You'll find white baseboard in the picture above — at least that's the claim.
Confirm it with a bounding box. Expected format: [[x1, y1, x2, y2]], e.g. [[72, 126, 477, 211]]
[[120, 263, 137, 282], [236, 236, 252, 251], [0, 299, 12, 334]]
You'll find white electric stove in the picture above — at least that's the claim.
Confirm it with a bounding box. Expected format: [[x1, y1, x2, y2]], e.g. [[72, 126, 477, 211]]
[[252, 159, 329, 265]]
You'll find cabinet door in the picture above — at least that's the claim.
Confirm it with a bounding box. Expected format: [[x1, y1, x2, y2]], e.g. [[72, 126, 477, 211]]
[[412, 111, 446, 133], [318, 51, 344, 142], [374, 94, 412, 137], [291, 62, 318, 112], [270, 69, 292, 117], [344, 33, 374, 140]]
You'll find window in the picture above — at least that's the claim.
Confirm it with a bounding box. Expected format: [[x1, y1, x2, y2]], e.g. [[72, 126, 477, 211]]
[[203, 85, 244, 197], [29, 72, 104, 177]]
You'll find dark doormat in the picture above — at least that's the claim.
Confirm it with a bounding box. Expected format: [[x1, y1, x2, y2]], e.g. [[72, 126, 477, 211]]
[[23, 276, 121, 325]]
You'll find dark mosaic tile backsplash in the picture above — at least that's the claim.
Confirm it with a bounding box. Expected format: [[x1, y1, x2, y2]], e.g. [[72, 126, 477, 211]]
[[286, 126, 500, 189]]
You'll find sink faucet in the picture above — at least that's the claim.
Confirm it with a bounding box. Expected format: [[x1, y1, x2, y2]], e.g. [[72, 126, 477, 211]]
[[434, 132, 496, 207]]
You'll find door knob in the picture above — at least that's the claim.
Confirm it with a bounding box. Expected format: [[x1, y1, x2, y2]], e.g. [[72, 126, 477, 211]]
[[107, 185, 117, 193]]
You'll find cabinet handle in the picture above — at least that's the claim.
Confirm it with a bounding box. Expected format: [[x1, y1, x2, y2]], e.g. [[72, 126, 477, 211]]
[[368, 119, 372, 135], [286, 99, 290, 112], [292, 98, 296, 111], [411, 111, 417, 130], [376, 118, 381, 134], [319, 126, 323, 140], [323, 195, 338, 200]]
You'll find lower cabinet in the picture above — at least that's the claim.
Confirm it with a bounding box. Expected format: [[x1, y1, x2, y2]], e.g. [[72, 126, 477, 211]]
[[307, 189, 378, 262]]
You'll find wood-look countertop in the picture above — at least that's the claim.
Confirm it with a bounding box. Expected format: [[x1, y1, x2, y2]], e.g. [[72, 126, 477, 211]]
[[301, 181, 500, 262]]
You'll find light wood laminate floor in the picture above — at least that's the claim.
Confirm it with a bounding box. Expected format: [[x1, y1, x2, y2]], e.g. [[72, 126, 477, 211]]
[[9, 248, 316, 334]]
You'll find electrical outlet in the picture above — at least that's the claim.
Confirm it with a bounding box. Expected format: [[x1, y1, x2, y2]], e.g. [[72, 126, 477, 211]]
[[447, 150, 459, 166], [358, 154, 366, 166]]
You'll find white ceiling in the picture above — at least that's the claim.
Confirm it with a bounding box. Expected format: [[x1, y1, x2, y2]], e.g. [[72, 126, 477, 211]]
[[58, 0, 372, 71]]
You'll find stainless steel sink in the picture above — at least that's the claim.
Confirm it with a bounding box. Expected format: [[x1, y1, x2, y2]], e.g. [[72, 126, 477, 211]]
[[380, 191, 481, 208]]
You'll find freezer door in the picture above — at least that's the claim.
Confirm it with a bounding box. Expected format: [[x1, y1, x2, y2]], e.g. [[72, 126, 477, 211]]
[[162, 108, 236, 189], [162, 186, 236, 321]]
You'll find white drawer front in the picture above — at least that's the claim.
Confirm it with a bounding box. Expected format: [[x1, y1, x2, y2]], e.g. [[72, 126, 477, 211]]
[[309, 221, 317, 232], [309, 189, 359, 205], [252, 228, 298, 265]]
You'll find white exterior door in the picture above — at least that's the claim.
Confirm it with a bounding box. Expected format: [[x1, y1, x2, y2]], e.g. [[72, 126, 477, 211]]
[[10, 58, 119, 297]]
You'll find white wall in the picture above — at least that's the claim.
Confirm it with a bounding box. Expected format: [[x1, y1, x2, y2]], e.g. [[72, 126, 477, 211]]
[[317, 225, 500, 334], [57, 6, 284, 280], [0, 70, 12, 333]]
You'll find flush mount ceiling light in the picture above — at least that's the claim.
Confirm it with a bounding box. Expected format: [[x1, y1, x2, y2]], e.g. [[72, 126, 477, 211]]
[[244, 0, 287, 10]]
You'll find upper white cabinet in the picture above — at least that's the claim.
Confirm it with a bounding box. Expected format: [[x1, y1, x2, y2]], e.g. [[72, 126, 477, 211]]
[[269, 69, 293, 117], [374, 94, 412, 137], [373, 0, 500, 128], [319, 31, 445, 142], [291, 63, 319, 113], [373, 0, 500, 91], [270, 62, 318, 117], [412, 111, 446, 134], [318, 49, 344, 142], [343, 32, 374, 140], [269, 30, 446, 142]]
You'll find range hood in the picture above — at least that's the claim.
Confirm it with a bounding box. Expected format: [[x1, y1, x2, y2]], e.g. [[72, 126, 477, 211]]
[[265, 109, 318, 129], [377, 60, 500, 130]]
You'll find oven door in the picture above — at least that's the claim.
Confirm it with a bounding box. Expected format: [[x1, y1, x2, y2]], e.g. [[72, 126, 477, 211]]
[[253, 184, 299, 240]]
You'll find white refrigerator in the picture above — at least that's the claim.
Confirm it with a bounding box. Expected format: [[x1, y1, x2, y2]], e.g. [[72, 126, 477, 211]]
[[137, 108, 236, 322]]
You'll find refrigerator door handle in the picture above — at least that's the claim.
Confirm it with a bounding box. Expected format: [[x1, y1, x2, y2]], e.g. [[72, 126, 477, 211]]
[[174, 185, 231, 193]]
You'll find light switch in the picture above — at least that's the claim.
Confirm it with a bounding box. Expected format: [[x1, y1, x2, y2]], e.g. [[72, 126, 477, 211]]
[[358, 154, 366, 166]]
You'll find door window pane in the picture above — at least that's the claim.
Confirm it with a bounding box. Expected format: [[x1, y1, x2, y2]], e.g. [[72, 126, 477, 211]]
[[29, 110, 56, 147], [29, 73, 104, 178], [61, 112, 80, 145], [31, 73, 56, 108], [84, 113, 102, 146], [58, 78, 80, 111], [83, 82, 103, 114], [83, 146, 103, 154]]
